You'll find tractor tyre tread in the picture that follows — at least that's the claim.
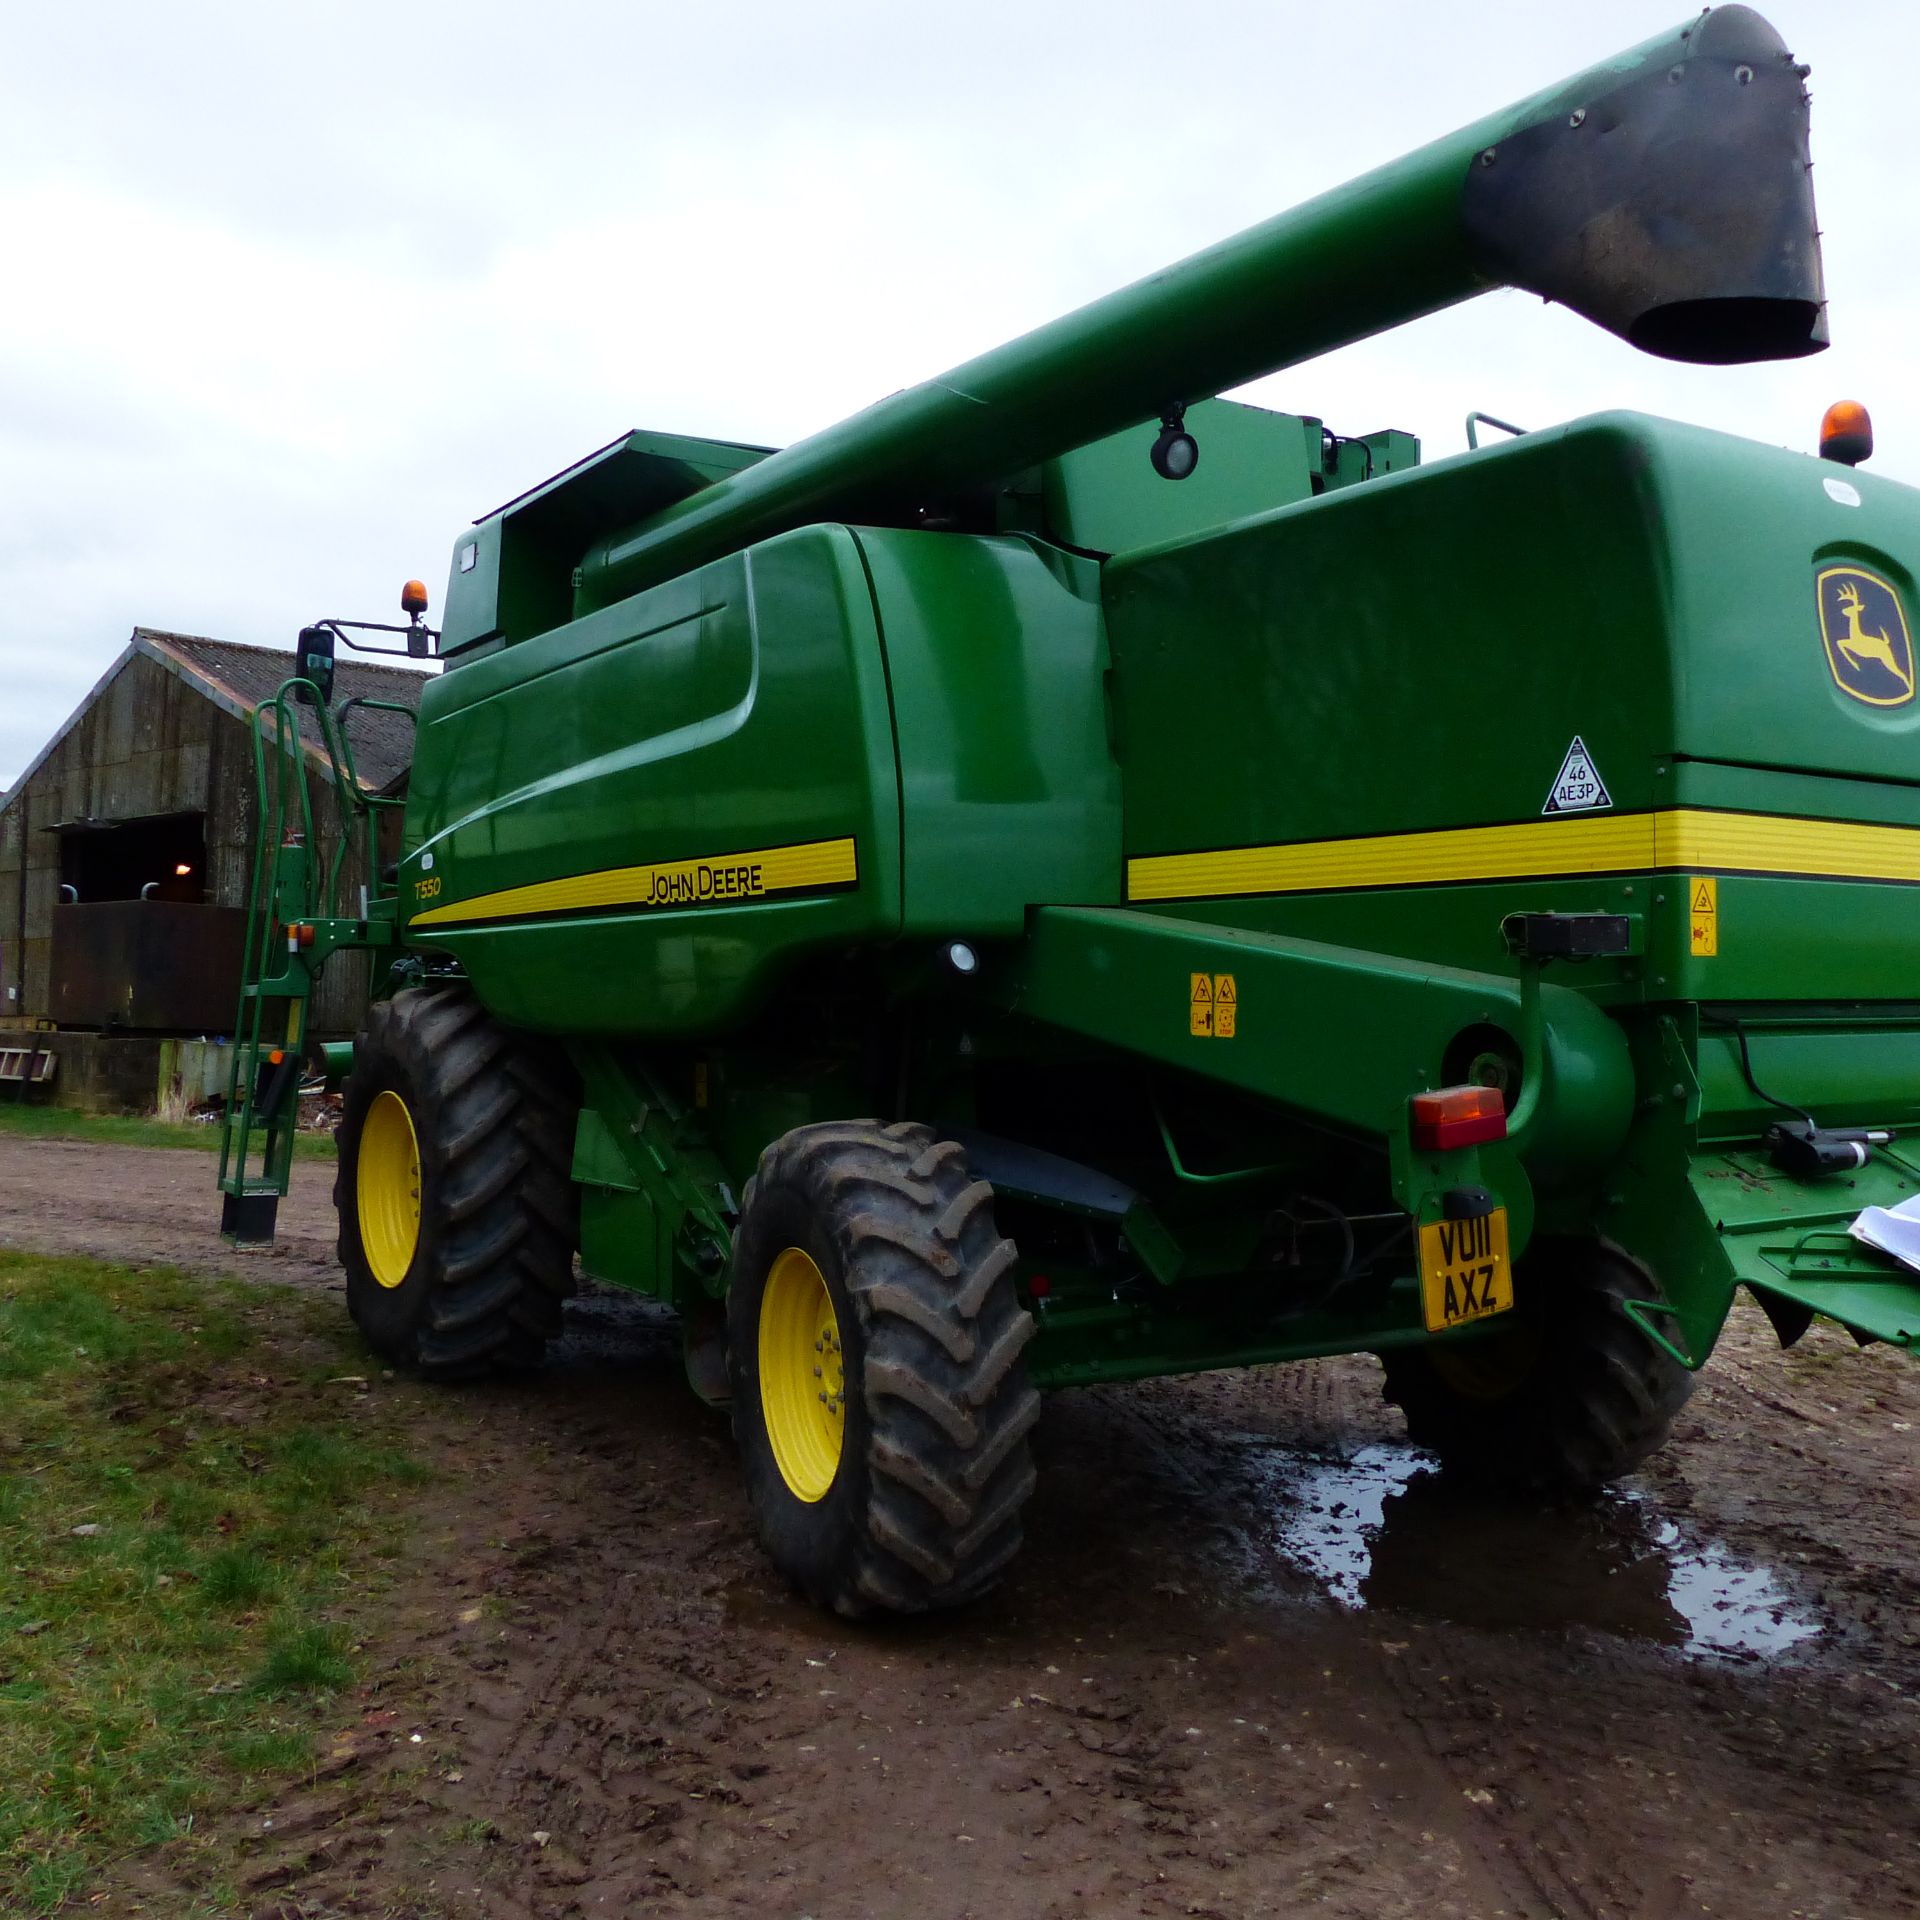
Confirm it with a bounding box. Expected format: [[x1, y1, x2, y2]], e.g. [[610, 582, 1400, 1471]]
[[730, 1119, 1038, 1617], [1380, 1239, 1693, 1492], [336, 987, 577, 1379]]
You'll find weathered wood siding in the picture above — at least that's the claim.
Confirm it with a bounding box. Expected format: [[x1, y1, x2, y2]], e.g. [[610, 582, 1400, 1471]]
[[0, 651, 375, 1037]]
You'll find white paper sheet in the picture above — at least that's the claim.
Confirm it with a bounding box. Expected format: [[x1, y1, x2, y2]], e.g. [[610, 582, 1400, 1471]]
[[1848, 1191, 1920, 1272]]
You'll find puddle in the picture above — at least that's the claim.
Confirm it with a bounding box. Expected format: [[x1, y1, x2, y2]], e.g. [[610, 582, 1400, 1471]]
[[1259, 1441, 1819, 1660]]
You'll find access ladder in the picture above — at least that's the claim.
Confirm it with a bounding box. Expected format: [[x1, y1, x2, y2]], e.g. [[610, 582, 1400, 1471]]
[[216, 681, 411, 1242]]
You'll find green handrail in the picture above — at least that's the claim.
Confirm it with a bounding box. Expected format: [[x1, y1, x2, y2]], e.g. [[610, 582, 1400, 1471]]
[[217, 679, 416, 1234]]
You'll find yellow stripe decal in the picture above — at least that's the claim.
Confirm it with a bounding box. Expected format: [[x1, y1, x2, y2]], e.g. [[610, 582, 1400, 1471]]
[[411, 836, 858, 928], [1648, 810, 1920, 882], [1126, 809, 1920, 903]]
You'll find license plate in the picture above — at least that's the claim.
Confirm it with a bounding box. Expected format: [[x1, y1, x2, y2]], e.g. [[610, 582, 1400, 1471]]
[[1418, 1208, 1513, 1333]]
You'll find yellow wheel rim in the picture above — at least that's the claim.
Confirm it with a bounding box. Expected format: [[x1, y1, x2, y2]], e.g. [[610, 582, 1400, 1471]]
[[357, 1090, 422, 1289], [1431, 1320, 1541, 1401], [758, 1247, 845, 1503]]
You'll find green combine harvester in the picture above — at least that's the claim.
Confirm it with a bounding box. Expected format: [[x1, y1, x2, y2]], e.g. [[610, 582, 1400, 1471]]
[[220, 7, 1920, 1615]]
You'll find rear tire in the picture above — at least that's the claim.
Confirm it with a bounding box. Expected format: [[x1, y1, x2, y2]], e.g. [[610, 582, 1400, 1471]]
[[336, 987, 576, 1377], [728, 1120, 1040, 1617], [1380, 1237, 1693, 1491]]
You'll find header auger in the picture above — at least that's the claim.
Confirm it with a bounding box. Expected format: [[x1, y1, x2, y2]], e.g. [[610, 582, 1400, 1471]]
[[224, 10, 1920, 1618]]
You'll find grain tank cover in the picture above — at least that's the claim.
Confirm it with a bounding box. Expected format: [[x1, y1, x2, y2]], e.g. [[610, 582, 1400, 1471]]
[[1460, 6, 1826, 365], [439, 428, 776, 655]]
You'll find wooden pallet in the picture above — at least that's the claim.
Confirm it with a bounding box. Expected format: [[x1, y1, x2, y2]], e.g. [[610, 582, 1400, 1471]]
[[0, 1046, 56, 1085]]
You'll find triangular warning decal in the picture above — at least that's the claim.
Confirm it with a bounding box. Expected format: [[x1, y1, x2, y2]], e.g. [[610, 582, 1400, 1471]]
[[1542, 736, 1612, 815], [1692, 882, 1714, 914]]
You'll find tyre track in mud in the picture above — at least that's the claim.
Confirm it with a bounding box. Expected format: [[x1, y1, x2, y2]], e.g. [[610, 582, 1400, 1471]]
[[1111, 1374, 1610, 1920], [393, 1362, 1523, 1920], [1113, 1345, 1920, 1920], [9, 1136, 1920, 1919], [1233, 1366, 1650, 1920], [428, 1342, 779, 1916]]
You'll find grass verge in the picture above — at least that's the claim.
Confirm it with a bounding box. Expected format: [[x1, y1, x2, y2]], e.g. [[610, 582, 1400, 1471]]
[[0, 1104, 335, 1161], [0, 1251, 427, 1912]]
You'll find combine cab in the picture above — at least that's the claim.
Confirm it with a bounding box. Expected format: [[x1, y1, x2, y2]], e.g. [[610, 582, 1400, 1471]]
[[221, 7, 1920, 1616]]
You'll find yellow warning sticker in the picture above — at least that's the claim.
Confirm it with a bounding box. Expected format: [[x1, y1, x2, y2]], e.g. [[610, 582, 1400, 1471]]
[[1213, 973, 1237, 1039], [1690, 876, 1718, 957], [1189, 972, 1237, 1038], [1190, 972, 1213, 1037]]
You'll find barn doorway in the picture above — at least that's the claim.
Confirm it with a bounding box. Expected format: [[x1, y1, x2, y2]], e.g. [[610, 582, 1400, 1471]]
[[57, 814, 208, 904]]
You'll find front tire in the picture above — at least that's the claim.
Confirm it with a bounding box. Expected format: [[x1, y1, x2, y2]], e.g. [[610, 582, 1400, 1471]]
[[1381, 1237, 1694, 1491], [336, 988, 576, 1377], [728, 1120, 1040, 1617]]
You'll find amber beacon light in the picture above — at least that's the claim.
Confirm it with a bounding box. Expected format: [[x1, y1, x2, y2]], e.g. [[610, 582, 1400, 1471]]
[[1820, 400, 1873, 467]]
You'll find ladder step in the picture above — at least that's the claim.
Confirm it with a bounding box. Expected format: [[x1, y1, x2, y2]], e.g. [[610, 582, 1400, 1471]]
[[220, 1191, 279, 1244], [218, 1173, 297, 1198]]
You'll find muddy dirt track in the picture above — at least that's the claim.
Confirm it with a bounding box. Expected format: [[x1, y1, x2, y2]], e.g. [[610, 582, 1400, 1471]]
[[6, 1132, 1920, 1919]]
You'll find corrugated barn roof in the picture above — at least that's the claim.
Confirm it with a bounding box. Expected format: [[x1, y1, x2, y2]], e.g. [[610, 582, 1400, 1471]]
[[140, 631, 429, 792], [3, 630, 432, 810]]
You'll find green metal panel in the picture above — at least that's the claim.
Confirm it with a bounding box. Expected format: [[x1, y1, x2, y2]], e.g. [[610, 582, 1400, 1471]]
[[1695, 1018, 1920, 1139], [1586, 1013, 1741, 1370], [855, 530, 1121, 933], [1108, 414, 1920, 859], [400, 527, 903, 1035], [1652, 426, 1920, 782], [439, 517, 503, 655], [1105, 414, 1920, 1007], [1024, 1273, 1471, 1390], [1106, 417, 1675, 860], [998, 905, 1637, 1204], [1035, 406, 1420, 562], [1040, 399, 1325, 556], [1148, 882, 1647, 1002], [1354, 429, 1419, 481], [1555, 1013, 1920, 1362], [1690, 1142, 1920, 1350]]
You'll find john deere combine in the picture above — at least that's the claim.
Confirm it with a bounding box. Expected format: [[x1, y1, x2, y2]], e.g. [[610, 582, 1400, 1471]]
[[221, 8, 1920, 1615]]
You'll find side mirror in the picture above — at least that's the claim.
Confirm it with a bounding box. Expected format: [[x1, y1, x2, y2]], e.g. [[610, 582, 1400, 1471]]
[[296, 625, 337, 704]]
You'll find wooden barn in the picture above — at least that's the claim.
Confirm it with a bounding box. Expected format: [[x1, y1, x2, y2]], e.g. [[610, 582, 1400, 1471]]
[[0, 630, 426, 1100]]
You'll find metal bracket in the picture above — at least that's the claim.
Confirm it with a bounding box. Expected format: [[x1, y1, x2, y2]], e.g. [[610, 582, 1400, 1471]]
[[568, 1049, 736, 1302], [1621, 1294, 1701, 1371]]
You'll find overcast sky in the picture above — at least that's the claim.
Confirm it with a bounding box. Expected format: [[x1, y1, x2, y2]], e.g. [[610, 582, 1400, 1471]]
[[3, 1, 1914, 786]]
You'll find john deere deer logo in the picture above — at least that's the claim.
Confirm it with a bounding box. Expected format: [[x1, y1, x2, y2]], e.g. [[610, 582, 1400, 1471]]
[[1818, 566, 1915, 708]]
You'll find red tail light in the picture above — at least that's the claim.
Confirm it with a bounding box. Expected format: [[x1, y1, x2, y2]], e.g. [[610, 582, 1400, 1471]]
[[1411, 1085, 1507, 1151]]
